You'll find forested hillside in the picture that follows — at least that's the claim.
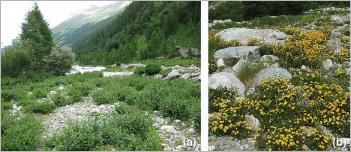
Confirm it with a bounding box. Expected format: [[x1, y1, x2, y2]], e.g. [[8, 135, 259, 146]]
[[71, 1, 200, 65], [53, 2, 129, 46]]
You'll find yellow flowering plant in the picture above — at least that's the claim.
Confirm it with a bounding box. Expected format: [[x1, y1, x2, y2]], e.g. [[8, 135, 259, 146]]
[[248, 38, 260, 46]]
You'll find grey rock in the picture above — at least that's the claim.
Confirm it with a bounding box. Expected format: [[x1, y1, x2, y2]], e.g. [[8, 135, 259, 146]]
[[160, 125, 177, 134], [244, 115, 260, 132], [326, 39, 342, 53], [213, 46, 260, 60], [301, 65, 311, 71], [217, 58, 225, 68], [253, 67, 292, 86], [209, 72, 246, 96], [274, 32, 288, 40], [260, 55, 279, 63], [322, 59, 333, 70], [191, 48, 200, 56], [103, 71, 133, 77], [164, 70, 181, 79], [215, 28, 287, 45], [176, 46, 189, 58], [181, 73, 192, 80]]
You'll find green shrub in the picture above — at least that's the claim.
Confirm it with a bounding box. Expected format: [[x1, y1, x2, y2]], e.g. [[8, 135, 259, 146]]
[[92, 89, 115, 105], [45, 121, 103, 151], [29, 100, 56, 114], [134, 67, 145, 76], [46, 113, 162, 151], [144, 64, 161, 75], [1, 43, 31, 77], [259, 43, 274, 55], [52, 91, 75, 107], [209, 87, 238, 113], [33, 88, 47, 98], [117, 112, 153, 136], [114, 102, 132, 115], [67, 83, 95, 102], [1, 113, 42, 151], [1, 89, 17, 101], [160, 69, 171, 77], [43, 46, 75, 76], [160, 97, 190, 120]]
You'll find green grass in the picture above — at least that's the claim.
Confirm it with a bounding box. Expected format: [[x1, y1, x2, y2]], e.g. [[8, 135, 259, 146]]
[[236, 62, 265, 86]]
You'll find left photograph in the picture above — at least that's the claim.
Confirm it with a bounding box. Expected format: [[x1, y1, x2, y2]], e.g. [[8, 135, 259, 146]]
[[1, 1, 200, 151]]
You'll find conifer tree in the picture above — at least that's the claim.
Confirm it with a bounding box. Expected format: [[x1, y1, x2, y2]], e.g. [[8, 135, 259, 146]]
[[20, 2, 53, 59]]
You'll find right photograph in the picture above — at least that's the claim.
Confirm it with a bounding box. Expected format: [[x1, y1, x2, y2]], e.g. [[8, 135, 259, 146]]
[[208, 1, 350, 151]]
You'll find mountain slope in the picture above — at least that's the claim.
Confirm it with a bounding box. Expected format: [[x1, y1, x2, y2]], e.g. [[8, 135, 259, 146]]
[[53, 1, 131, 46], [73, 1, 200, 65]]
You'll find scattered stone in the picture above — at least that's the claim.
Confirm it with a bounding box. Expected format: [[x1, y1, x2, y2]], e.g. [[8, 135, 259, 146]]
[[209, 72, 246, 96], [301, 65, 311, 71], [260, 55, 279, 63], [154, 74, 163, 79], [10, 103, 22, 115], [253, 67, 292, 86], [102, 71, 133, 77], [43, 101, 115, 138], [120, 63, 145, 69], [326, 39, 342, 53], [65, 65, 106, 75], [317, 124, 334, 138], [331, 15, 349, 24], [213, 46, 260, 60], [181, 73, 192, 80], [209, 136, 257, 151], [164, 70, 182, 79]]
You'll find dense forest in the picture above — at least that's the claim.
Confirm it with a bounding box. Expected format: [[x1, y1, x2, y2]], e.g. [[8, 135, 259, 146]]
[[72, 1, 201, 65], [209, 1, 350, 21]]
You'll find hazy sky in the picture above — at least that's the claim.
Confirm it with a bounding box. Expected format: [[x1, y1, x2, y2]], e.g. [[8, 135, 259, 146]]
[[1, 1, 117, 48]]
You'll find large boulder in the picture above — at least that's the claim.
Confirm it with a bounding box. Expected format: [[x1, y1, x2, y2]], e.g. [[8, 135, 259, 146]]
[[215, 28, 287, 45], [244, 115, 260, 132], [217, 58, 225, 68], [213, 46, 260, 60], [209, 72, 246, 96], [253, 67, 292, 86], [191, 48, 200, 56], [322, 59, 333, 71], [176, 46, 189, 58]]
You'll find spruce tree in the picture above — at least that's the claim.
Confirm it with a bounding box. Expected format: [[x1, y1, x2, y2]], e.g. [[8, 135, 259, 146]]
[[20, 2, 53, 59]]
